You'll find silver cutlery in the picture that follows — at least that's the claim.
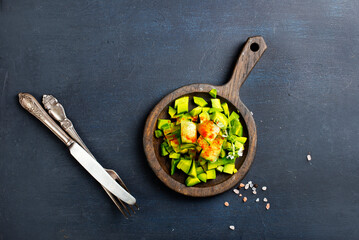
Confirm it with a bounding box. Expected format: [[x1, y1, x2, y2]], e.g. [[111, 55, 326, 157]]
[[42, 94, 139, 217], [18, 93, 136, 213]]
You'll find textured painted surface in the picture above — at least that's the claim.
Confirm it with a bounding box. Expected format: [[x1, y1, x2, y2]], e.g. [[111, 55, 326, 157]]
[[1, 0, 359, 239]]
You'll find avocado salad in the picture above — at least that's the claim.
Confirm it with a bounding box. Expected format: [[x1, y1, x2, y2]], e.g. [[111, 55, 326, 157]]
[[155, 89, 247, 187]]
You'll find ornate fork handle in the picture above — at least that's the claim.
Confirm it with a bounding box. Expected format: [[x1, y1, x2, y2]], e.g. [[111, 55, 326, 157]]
[[18, 93, 74, 146], [42, 95, 91, 155]]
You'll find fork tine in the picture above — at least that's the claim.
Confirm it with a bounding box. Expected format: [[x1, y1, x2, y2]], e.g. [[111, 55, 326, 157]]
[[112, 172, 140, 210], [102, 186, 128, 218]]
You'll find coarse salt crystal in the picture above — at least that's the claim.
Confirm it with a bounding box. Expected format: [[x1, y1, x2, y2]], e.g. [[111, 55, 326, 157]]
[[256, 198, 260, 202], [252, 187, 256, 191], [249, 183, 254, 188], [307, 154, 312, 161], [248, 181, 252, 185], [239, 183, 245, 188], [266, 203, 270, 210], [263, 198, 268, 202], [239, 194, 242, 197], [233, 189, 240, 194], [245, 184, 249, 190], [252, 190, 257, 195], [250, 111, 253, 115], [229, 225, 235, 230], [262, 186, 267, 191], [243, 197, 247, 202], [224, 202, 229, 207]]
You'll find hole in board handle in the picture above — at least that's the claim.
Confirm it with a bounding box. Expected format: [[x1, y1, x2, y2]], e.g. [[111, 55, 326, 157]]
[[250, 43, 259, 52]]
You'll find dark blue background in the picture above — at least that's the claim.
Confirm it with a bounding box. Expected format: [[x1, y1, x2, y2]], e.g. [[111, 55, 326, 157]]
[[1, 1, 358, 239]]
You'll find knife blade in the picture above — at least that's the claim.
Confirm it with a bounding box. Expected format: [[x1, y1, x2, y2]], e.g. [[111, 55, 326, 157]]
[[69, 142, 136, 205], [18, 93, 136, 205]]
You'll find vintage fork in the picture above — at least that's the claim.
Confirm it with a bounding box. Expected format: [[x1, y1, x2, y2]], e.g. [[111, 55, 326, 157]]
[[42, 94, 139, 218]]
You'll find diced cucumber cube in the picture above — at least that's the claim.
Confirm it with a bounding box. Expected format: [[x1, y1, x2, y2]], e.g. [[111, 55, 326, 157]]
[[209, 89, 217, 98], [157, 119, 171, 130], [223, 163, 235, 174], [185, 176, 201, 186], [171, 159, 180, 175], [190, 106, 202, 116], [206, 169, 216, 179], [211, 99, 222, 111], [198, 173, 207, 183], [222, 102, 229, 117], [216, 165, 224, 172], [155, 130, 163, 138], [193, 97, 208, 107]]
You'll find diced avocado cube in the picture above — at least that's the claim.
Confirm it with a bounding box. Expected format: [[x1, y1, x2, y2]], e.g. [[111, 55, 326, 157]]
[[155, 130, 163, 138], [168, 106, 177, 118], [197, 120, 221, 143], [211, 99, 222, 111], [176, 113, 192, 125], [235, 141, 244, 149], [171, 159, 180, 175], [216, 157, 235, 166], [220, 148, 226, 158], [177, 159, 192, 174], [202, 107, 210, 112], [216, 165, 224, 172], [206, 169, 216, 180], [181, 143, 196, 149], [169, 138, 181, 153], [211, 111, 228, 129], [157, 119, 171, 130], [223, 163, 235, 174], [190, 106, 202, 116], [233, 168, 238, 174], [161, 143, 169, 156], [230, 119, 243, 136], [181, 121, 197, 144], [193, 96, 208, 107], [200, 135, 224, 162], [199, 112, 210, 123], [196, 166, 205, 175], [208, 161, 218, 170], [198, 173, 207, 183], [197, 135, 209, 150], [188, 162, 197, 178], [180, 149, 188, 154], [185, 176, 201, 187], [169, 152, 181, 159], [208, 108, 223, 114], [228, 111, 240, 122], [175, 96, 189, 114], [209, 89, 217, 98], [238, 137, 247, 144], [163, 124, 180, 137], [222, 103, 229, 117], [198, 157, 207, 166], [223, 142, 232, 151]]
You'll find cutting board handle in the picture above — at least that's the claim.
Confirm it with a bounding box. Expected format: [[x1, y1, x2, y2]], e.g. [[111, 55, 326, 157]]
[[222, 36, 267, 95]]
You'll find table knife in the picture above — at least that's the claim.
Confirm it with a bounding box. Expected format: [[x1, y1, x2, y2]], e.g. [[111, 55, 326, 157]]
[[18, 93, 136, 205]]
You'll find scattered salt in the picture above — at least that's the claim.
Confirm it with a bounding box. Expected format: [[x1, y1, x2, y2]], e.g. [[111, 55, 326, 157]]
[[266, 203, 270, 210]]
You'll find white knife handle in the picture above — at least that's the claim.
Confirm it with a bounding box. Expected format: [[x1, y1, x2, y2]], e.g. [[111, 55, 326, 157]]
[[18, 93, 74, 146]]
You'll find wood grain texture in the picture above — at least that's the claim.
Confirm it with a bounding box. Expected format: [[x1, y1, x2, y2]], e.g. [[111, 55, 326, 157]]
[[143, 37, 267, 197]]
